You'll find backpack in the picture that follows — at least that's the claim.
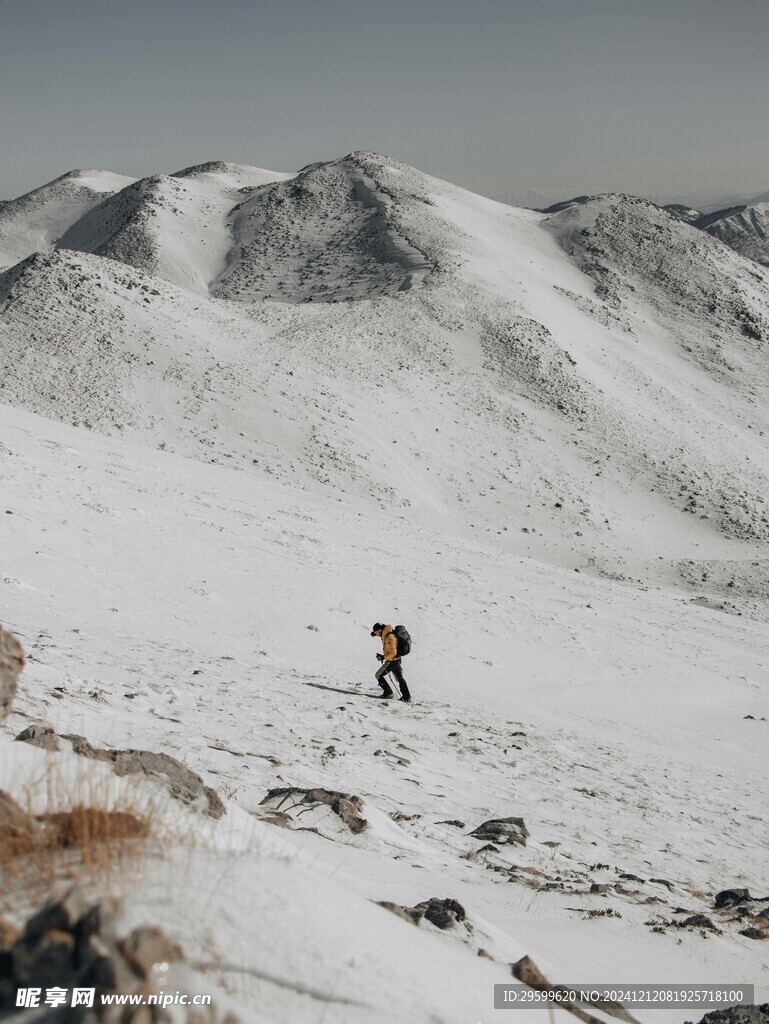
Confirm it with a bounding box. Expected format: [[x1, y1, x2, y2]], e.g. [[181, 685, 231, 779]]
[[392, 624, 412, 657]]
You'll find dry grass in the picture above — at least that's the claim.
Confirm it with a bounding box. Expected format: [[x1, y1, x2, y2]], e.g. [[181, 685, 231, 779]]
[[0, 759, 158, 919]]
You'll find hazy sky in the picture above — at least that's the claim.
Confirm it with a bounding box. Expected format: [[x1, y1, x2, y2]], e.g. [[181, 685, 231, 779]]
[[1, 0, 767, 202]]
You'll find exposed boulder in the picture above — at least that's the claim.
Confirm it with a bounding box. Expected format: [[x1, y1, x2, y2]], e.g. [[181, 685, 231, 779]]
[[378, 897, 467, 931], [0, 625, 24, 721], [469, 817, 529, 847], [14, 728, 225, 819], [686, 1005, 769, 1024], [108, 749, 225, 819], [14, 724, 60, 751], [0, 887, 221, 1022], [714, 888, 752, 908], [120, 925, 183, 979], [261, 787, 367, 833]]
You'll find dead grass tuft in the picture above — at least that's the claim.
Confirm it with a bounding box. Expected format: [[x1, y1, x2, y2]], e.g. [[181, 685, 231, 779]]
[[1, 760, 159, 917]]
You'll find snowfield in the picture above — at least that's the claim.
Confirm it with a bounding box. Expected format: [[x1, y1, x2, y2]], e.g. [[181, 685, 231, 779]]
[[1, 152, 768, 1023]]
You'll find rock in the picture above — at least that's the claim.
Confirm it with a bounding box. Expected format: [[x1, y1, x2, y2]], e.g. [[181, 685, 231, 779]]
[[416, 897, 466, 930], [377, 897, 466, 931], [714, 888, 752, 908], [261, 787, 367, 833], [681, 914, 717, 931], [469, 817, 529, 846], [120, 926, 183, 978], [109, 750, 225, 819], [15, 728, 225, 819], [63, 733, 110, 759], [0, 887, 204, 1022], [687, 1005, 769, 1024], [435, 819, 466, 828], [0, 625, 25, 720], [738, 927, 766, 940], [14, 724, 60, 751], [590, 883, 610, 893], [649, 877, 674, 891], [619, 873, 645, 882]]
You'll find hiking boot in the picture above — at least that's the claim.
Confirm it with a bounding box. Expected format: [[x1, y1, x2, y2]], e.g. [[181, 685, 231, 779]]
[[399, 696, 411, 703], [379, 687, 394, 699]]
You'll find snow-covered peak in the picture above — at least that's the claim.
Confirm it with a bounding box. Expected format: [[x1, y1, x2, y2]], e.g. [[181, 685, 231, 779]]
[[0, 168, 137, 270]]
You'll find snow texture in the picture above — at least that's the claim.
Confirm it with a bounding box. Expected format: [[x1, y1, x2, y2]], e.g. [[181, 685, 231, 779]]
[[1, 151, 768, 1023]]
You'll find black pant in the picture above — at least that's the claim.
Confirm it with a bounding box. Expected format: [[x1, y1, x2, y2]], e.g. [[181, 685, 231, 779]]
[[376, 660, 411, 701]]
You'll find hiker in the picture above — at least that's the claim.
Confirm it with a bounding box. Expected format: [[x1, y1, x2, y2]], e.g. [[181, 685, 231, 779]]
[[371, 622, 411, 702]]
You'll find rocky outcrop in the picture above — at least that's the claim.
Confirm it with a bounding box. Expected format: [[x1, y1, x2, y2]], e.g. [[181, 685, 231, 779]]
[[378, 897, 468, 931], [469, 817, 529, 847], [260, 787, 367, 833], [0, 887, 224, 1023], [714, 888, 753, 908], [14, 728, 225, 819], [0, 625, 24, 721], [687, 1006, 769, 1024]]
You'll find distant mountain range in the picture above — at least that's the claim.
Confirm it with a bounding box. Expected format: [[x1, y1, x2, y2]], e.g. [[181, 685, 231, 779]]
[[495, 188, 769, 268]]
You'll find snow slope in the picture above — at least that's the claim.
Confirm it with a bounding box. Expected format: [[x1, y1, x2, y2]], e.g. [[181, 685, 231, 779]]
[[700, 203, 769, 268], [0, 169, 136, 271], [57, 162, 294, 293], [1, 152, 769, 1021], [1, 403, 767, 1022], [214, 154, 432, 302]]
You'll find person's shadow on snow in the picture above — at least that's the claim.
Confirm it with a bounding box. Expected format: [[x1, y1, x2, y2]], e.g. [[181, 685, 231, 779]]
[[303, 681, 377, 699]]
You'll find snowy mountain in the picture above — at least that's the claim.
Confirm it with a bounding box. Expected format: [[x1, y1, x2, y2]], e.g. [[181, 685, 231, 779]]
[[0, 168, 136, 271], [56, 161, 294, 293], [1, 152, 768, 1022], [697, 202, 769, 268]]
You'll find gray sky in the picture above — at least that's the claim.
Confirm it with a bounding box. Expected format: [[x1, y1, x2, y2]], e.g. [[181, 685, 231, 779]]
[[1, 0, 767, 202]]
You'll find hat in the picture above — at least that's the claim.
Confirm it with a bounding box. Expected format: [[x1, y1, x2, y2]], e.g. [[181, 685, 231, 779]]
[[370, 622, 385, 635]]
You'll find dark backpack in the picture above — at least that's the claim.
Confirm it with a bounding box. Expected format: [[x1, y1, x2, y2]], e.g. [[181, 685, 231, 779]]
[[392, 624, 412, 657]]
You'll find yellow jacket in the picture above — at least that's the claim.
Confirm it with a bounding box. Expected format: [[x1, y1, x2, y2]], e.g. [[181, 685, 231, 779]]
[[381, 625, 399, 662]]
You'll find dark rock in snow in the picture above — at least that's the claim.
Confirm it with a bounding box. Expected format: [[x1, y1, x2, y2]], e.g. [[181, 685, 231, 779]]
[[469, 817, 529, 847], [261, 786, 367, 833], [418, 897, 467, 930], [377, 896, 467, 930], [0, 887, 200, 1021], [681, 914, 718, 931], [0, 624, 24, 721], [714, 888, 752, 908], [686, 1004, 769, 1024]]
